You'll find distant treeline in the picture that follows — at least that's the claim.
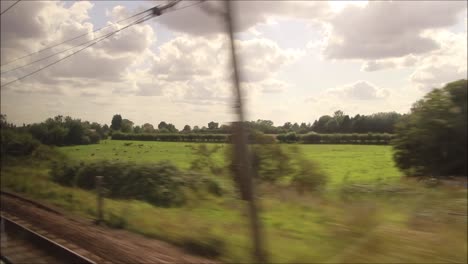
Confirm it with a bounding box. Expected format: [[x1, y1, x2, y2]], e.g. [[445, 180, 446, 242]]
[[112, 132, 230, 142], [112, 131, 395, 145], [109, 110, 404, 135], [1, 115, 108, 158], [277, 132, 395, 145]]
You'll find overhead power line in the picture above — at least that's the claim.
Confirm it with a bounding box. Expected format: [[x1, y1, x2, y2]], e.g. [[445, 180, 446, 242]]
[[0, 0, 21, 16], [0, 0, 201, 88], [0, 14, 153, 88], [0, 6, 152, 67], [0, 0, 201, 70], [1, 14, 150, 75]]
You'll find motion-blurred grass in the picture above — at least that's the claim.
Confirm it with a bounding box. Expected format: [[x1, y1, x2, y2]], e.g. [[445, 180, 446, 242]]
[[1, 143, 466, 263]]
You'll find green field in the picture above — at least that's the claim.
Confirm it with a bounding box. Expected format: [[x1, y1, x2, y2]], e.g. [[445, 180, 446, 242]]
[[2, 140, 466, 263], [59, 140, 401, 185]]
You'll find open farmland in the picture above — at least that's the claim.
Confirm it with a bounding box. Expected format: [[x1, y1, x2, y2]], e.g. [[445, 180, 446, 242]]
[[59, 140, 401, 185], [2, 156, 466, 263]]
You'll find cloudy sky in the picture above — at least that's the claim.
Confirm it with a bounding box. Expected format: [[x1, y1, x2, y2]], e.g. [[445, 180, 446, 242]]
[[1, 1, 466, 128]]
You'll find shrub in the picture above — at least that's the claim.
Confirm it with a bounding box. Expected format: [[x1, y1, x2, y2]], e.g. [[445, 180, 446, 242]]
[[1, 130, 40, 157], [291, 159, 328, 193], [112, 132, 230, 143], [393, 79, 467, 177], [50, 161, 80, 186], [50, 160, 223, 207]]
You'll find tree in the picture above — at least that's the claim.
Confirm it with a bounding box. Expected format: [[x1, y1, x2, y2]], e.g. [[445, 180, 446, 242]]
[[393, 79, 467, 177], [133, 125, 142, 134], [121, 119, 134, 133], [193, 126, 200, 132], [158, 121, 168, 130], [283, 122, 292, 130], [208, 121, 219, 130], [142, 123, 155, 133], [166, 123, 178, 133], [65, 119, 85, 145], [111, 114, 122, 130], [183, 125, 191, 132]]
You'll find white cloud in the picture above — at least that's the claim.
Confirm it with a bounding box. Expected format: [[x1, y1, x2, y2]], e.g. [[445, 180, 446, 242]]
[[1, 2, 157, 95], [154, 1, 331, 36], [326, 81, 390, 100], [410, 29, 467, 92], [322, 1, 466, 60]]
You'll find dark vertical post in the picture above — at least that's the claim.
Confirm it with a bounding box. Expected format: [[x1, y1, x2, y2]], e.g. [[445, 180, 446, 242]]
[[96, 176, 103, 224], [224, 1, 266, 263]]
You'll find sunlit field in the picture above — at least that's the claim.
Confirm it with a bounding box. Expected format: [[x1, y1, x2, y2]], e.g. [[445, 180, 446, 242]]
[[3, 140, 465, 262], [2, 156, 466, 263], [59, 140, 401, 186]]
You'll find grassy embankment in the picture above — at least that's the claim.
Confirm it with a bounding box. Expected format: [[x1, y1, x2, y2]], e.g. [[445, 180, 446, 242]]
[[1, 140, 466, 263]]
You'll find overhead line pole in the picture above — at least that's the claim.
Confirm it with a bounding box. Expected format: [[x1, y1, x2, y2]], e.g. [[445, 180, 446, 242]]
[[224, 1, 267, 263]]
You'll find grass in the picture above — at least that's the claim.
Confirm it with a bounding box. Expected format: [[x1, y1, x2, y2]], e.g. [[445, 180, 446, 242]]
[[1, 142, 466, 263], [59, 140, 401, 186]]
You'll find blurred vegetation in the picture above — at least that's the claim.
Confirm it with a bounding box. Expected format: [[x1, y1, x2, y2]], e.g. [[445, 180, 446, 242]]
[[1, 160, 466, 263], [1, 114, 106, 147], [393, 79, 467, 177], [50, 159, 223, 207], [277, 132, 395, 144]]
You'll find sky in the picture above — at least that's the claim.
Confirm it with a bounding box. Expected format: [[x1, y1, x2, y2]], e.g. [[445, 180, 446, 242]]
[[1, 0, 467, 128]]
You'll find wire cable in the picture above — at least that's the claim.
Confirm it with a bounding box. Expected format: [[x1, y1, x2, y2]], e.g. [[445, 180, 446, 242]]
[[1, 14, 154, 88], [0, 6, 153, 67], [0, 0, 21, 16], [0, 1, 205, 88], [1, 14, 151, 75]]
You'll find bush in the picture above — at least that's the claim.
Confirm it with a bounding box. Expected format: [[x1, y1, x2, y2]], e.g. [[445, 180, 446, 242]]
[[50, 161, 80, 186], [300, 133, 395, 144], [291, 159, 328, 193], [50, 160, 223, 207], [1, 130, 40, 157], [112, 132, 230, 143], [393, 79, 467, 177]]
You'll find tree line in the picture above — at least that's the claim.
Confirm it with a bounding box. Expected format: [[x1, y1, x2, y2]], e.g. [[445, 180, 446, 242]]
[[1, 79, 465, 179], [1, 114, 108, 157], [108, 111, 403, 135]]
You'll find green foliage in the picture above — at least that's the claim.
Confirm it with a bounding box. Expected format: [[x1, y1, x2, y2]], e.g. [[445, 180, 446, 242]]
[[50, 161, 80, 186], [228, 132, 328, 189], [277, 132, 395, 144], [312, 111, 403, 134], [158, 121, 178, 133], [112, 132, 230, 142], [393, 79, 467, 177], [111, 114, 122, 130], [251, 142, 293, 182], [276, 132, 299, 143], [50, 160, 222, 207], [190, 144, 224, 175], [1, 129, 40, 157], [121, 119, 134, 133], [208, 121, 219, 130], [291, 158, 328, 193], [27, 115, 101, 146]]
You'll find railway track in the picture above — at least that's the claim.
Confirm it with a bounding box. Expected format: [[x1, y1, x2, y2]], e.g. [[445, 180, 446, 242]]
[[1, 191, 214, 263], [0, 214, 96, 264]]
